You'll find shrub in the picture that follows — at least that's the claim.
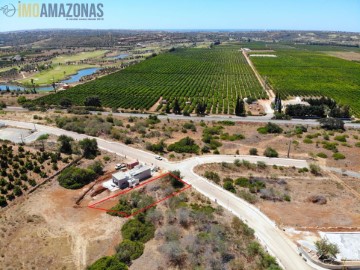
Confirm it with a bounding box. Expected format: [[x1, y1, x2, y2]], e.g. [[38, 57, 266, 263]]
[[283, 194, 291, 202], [309, 164, 321, 175], [204, 171, 220, 183], [258, 122, 283, 134], [223, 180, 236, 193], [79, 138, 99, 159], [334, 135, 347, 142], [121, 218, 155, 243], [115, 240, 144, 265], [264, 147, 278, 158], [317, 152, 328, 159], [303, 138, 313, 144], [235, 177, 249, 187], [356, 142, 360, 148], [167, 137, 199, 154], [249, 148, 258, 155], [0, 196, 7, 207], [257, 161, 267, 169], [88, 256, 127, 270], [169, 170, 184, 189], [333, 153, 345, 160], [322, 141, 338, 152], [238, 190, 257, 204], [58, 166, 96, 189], [88, 161, 104, 175], [319, 118, 345, 130]]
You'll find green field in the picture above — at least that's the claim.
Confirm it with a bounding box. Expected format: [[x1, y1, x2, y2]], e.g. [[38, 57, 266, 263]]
[[19, 64, 96, 85], [52, 50, 107, 64], [251, 50, 360, 116], [37, 46, 265, 114], [15, 50, 106, 85]]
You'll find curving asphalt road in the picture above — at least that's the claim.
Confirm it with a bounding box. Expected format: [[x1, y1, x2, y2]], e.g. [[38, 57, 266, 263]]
[[1, 119, 330, 270], [3, 106, 360, 129]]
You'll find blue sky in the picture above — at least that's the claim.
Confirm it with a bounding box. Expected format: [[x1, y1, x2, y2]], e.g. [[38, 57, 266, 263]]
[[0, 0, 359, 32]]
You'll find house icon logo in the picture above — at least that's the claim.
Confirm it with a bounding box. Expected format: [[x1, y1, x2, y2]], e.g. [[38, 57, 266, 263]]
[[0, 3, 16, 17]]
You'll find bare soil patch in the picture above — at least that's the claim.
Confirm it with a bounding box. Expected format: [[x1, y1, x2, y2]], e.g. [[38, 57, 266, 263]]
[[195, 163, 360, 229], [325, 51, 360, 61]]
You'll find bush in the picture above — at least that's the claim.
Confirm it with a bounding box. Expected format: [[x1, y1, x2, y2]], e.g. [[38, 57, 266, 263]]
[[88, 161, 104, 175], [235, 177, 249, 187], [249, 148, 258, 155], [303, 138, 313, 144], [322, 141, 338, 152], [204, 171, 220, 183], [264, 147, 278, 158], [169, 170, 184, 189], [309, 164, 321, 175], [334, 135, 347, 142], [257, 161, 267, 169], [121, 218, 155, 243], [167, 137, 199, 154], [238, 190, 257, 204], [115, 240, 144, 265], [333, 152, 345, 160], [319, 118, 345, 130], [87, 256, 127, 270], [223, 181, 236, 193], [317, 152, 328, 159], [0, 196, 7, 207], [58, 166, 96, 189], [58, 135, 74, 154], [79, 138, 99, 159], [257, 122, 283, 134]]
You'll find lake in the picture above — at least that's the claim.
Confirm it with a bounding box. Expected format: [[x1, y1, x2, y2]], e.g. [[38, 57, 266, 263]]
[[110, 53, 129, 60], [0, 67, 100, 92]]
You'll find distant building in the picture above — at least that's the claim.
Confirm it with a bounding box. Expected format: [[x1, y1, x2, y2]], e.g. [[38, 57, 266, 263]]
[[112, 164, 151, 189], [283, 97, 310, 107], [13, 55, 22, 62]]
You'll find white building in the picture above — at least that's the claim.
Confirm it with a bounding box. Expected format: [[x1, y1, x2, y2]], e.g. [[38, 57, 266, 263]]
[[112, 164, 151, 189]]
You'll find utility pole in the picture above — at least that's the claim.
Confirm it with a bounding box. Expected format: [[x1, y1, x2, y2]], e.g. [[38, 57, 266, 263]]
[[287, 139, 292, 158]]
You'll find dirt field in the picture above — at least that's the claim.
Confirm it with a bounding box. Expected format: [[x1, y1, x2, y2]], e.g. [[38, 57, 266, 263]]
[[0, 153, 128, 270], [195, 163, 360, 230], [325, 51, 360, 61]]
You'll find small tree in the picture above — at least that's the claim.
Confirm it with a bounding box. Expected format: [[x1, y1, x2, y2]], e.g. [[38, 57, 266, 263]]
[[59, 98, 72, 108], [58, 135, 74, 154], [84, 96, 101, 107], [235, 97, 245, 116], [319, 118, 345, 130], [264, 147, 278, 158], [249, 148, 258, 156], [79, 138, 98, 159], [169, 170, 184, 189], [315, 238, 339, 262], [172, 99, 181, 115]]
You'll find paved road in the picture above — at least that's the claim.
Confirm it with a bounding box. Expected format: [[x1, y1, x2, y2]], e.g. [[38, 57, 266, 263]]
[[3, 106, 360, 128], [1, 119, 328, 270]]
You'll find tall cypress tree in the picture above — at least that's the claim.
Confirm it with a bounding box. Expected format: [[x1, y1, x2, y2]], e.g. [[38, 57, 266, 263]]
[[235, 97, 245, 116], [277, 95, 282, 113], [173, 99, 181, 114]]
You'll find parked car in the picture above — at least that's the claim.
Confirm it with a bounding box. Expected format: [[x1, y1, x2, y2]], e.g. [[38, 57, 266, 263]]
[[155, 156, 163, 161], [115, 163, 126, 170]]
